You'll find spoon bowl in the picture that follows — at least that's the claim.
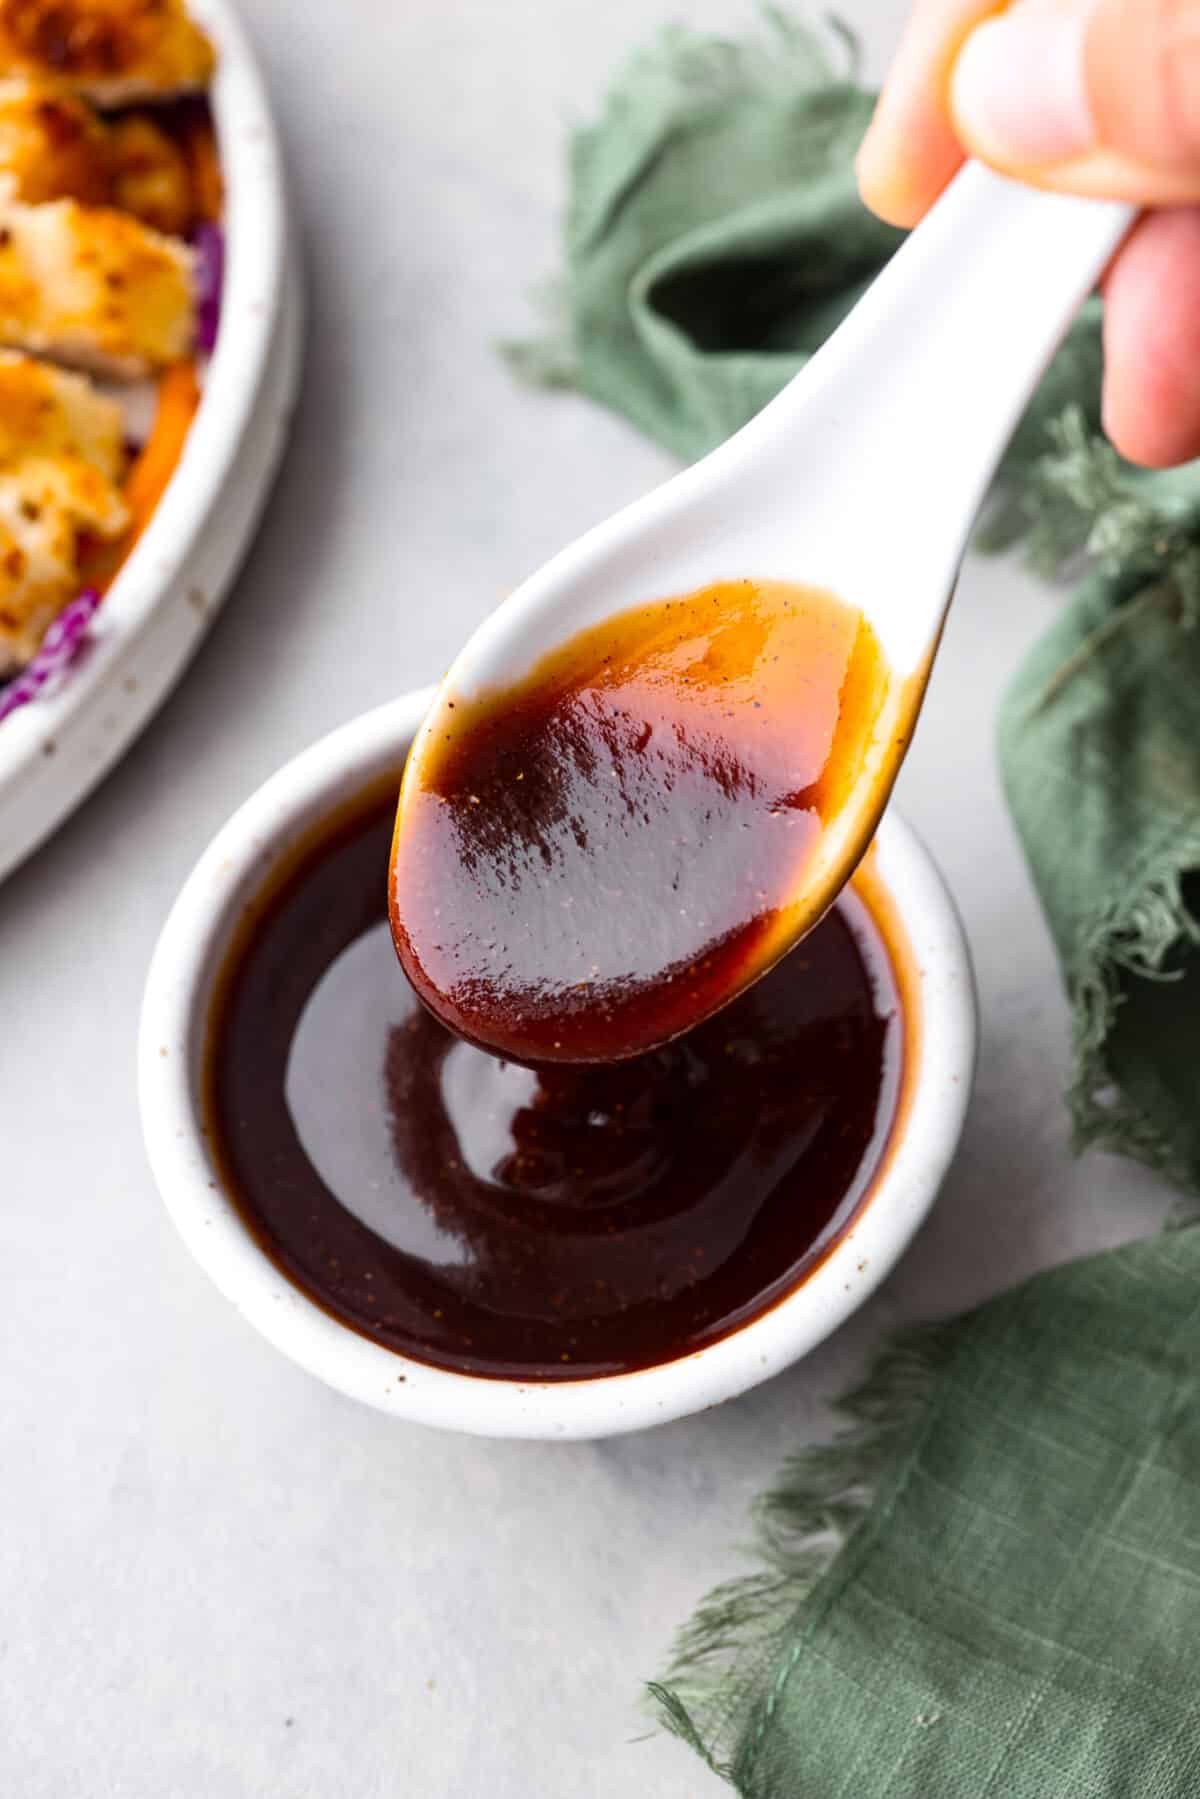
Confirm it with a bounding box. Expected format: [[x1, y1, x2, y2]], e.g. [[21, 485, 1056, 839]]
[[393, 164, 1131, 1061]]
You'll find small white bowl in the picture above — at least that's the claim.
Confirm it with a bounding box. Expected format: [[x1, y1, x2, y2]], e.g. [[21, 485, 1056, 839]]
[[139, 689, 977, 1440], [0, 0, 302, 883]]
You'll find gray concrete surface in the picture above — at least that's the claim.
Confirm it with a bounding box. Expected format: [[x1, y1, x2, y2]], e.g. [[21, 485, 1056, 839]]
[[0, 3, 1173, 1793]]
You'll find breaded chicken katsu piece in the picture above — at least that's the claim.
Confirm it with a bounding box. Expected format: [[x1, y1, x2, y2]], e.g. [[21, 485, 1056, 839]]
[[0, 339, 124, 463], [0, 0, 214, 108], [106, 110, 192, 234], [0, 78, 193, 232], [0, 77, 108, 204], [0, 348, 128, 672], [0, 194, 195, 376]]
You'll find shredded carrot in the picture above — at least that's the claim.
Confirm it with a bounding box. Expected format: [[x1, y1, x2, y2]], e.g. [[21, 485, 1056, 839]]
[[185, 118, 224, 226], [125, 360, 202, 538], [81, 360, 202, 595]]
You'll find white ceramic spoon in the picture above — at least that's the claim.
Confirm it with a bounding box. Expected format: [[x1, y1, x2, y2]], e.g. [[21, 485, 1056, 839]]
[[397, 164, 1131, 1032]]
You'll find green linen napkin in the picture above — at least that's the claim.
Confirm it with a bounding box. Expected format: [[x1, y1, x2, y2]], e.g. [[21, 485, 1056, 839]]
[[507, 12, 1200, 1795], [650, 1230, 1200, 1796]]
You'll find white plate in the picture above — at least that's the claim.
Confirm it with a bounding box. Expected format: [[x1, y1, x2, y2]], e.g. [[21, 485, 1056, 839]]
[[0, 0, 302, 884]]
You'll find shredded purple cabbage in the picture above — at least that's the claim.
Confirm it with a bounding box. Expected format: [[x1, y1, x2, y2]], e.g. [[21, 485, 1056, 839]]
[[193, 221, 225, 355], [0, 588, 102, 725]]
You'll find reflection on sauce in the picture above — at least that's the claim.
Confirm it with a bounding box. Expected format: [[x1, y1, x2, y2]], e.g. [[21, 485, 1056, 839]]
[[390, 579, 901, 1064], [205, 795, 905, 1382]]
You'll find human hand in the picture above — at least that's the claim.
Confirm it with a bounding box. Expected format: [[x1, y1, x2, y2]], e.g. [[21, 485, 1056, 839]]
[[857, 0, 1200, 468]]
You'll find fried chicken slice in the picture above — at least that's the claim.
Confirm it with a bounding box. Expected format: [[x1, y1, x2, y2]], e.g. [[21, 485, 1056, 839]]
[[0, 78, 193, 232], [0, 0, 214, 108], [0, 76, 107, 203], [0, 193, 195, 376], [0, 347, 127, 672]]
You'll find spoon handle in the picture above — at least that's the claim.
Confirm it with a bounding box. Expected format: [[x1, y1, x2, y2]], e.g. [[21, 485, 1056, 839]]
[[741, 163, 1134, 667], [843, 159, 1132, 460]]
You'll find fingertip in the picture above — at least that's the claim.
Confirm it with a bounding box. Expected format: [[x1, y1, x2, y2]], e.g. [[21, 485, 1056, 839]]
[[1102, 210, 1200, 470], [856, 107, 966, 229], [856, 0, 1000, 229], [1100, 388, 1195, 471], [856, 136, 932, 229]]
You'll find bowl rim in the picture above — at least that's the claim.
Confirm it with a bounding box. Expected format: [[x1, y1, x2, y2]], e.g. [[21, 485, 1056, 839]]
[[139, 689, 978, 1440], [0, 0, 294, 859]]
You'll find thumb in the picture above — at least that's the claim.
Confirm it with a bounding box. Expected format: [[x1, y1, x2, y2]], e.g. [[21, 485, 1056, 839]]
[[951, 0, 1200, 202]]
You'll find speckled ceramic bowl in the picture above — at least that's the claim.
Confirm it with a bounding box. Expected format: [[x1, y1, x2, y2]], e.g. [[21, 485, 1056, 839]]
[[139, 689, 977, 1439], [0, 0, 303, 884]]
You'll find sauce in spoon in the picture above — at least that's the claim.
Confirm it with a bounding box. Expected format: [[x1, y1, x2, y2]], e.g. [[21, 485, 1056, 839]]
[[391, 578, 916, 1063]]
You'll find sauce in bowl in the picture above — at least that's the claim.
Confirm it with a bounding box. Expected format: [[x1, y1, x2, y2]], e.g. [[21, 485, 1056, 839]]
[[205, 787, 907, 1382]]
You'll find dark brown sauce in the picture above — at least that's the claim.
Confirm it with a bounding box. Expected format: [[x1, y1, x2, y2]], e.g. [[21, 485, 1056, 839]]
[[205, 790, 905, 1382], [390, 579, 902, 1064]]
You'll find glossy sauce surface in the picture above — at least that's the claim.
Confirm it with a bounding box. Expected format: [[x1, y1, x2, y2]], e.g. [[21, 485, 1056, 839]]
[[206, 794, 904, 1382], [390, 579, 898, 1063]]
